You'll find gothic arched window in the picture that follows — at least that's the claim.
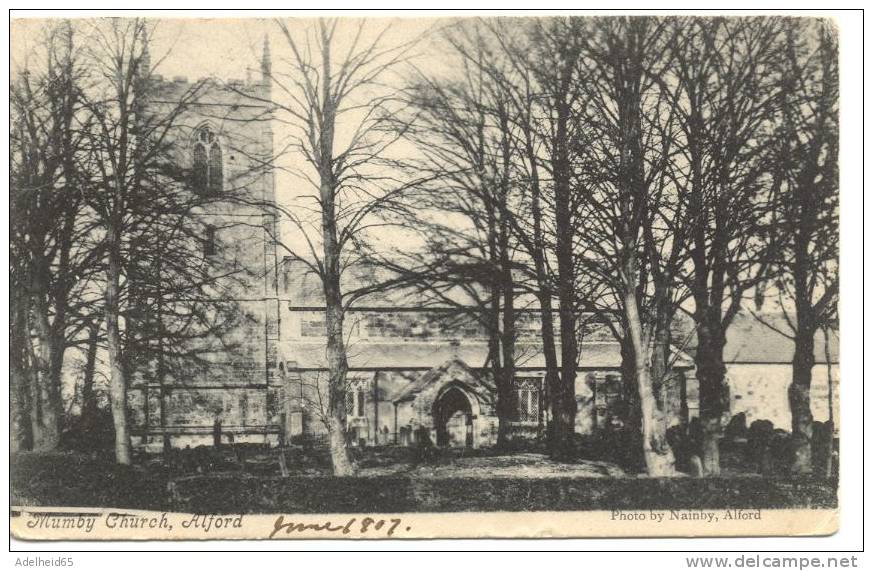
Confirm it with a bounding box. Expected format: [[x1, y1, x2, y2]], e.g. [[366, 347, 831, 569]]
[[192, 126, 223, 194]]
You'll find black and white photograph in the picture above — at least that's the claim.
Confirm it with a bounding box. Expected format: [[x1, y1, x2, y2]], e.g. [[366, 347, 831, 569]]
[[8, 9, 858, 546]]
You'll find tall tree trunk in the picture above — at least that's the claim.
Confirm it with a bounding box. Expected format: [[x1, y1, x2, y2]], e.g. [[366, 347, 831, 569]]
[[316, 26, 355, 476], [789, 317, 816, 474], [649, 289, 677, 468], [548, 50, 580, 459], [153, 250, 171, 459], [552, 155, 578, 458], [608, 20, 676, 475], [323, 274, 354, 475], [30, 265, 62, 451], [498, 254, 516, 447], [105, 227, 132, 465], [320, 165, 355, 474], [788, 176, 817, 474], [10, 365, 32, 453], [822, 328, 835, 477], [523, 122, 560, 442], [618, 334, 643, 470], [489, 302, 511, 446], [486, 199, 511, 445], [160, 388, 171, 459], [687, 151, 728, 476], [497, 117, 516, 447], [47, 201, 77, 435], [28, 362, 43, 450], [11, 370, 32, 452], [619, 334, 639, 425], [10, 287, 33, 452], [649, 293, 673, 406], [678, 371, 689, 428], [694, 313, 728, 476], [538, 294, 560, 439], [623, 273, 675, 476], [81, 321, 99, 426]]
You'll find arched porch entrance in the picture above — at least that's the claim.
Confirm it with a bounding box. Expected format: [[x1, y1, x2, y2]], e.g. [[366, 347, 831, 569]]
[[433, 383, 476, 447]]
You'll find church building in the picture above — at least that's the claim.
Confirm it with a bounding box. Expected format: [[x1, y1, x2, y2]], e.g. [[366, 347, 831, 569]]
[[127, 43, 838, 453]]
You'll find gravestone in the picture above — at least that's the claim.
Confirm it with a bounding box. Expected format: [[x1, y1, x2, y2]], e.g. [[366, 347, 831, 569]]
[[812, 420, 834, 477], [725, 412, 748, 441], [748, 419, 775, 475], [688, 454, 704, 478]]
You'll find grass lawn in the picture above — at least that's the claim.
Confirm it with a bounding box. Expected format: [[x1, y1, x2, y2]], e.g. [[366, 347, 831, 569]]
[[11, 448, 838, 514]]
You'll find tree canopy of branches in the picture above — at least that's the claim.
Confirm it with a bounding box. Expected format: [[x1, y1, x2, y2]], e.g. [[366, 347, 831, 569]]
[[398, 15, 837, 475], [11, 18, 261, 464], [261, 18, 419, 475], [11, 21, 94, 452]]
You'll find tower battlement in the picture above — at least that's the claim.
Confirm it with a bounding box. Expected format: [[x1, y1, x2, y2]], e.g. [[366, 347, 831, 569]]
[[146, 73, 272, 105]]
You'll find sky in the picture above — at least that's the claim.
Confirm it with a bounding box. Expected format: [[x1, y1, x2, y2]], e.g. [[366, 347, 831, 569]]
[[11, 17, 441, 80]]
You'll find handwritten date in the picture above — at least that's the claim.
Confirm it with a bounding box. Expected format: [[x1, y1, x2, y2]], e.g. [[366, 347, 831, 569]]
[[269, 515, 408, 539]]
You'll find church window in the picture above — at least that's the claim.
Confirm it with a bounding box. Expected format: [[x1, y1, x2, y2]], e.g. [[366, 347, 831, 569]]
[[345, 382, 368, 419], [513, 378, 540, 423], [192, 126, 223, 194]]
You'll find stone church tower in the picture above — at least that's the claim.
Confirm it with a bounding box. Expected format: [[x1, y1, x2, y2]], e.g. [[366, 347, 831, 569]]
[[129, 38, 282, 451]]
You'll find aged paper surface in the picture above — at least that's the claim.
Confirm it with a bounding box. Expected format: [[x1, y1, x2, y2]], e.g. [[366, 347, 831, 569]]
[[11, 507, 839, 540], [10, 13, 840, 541]]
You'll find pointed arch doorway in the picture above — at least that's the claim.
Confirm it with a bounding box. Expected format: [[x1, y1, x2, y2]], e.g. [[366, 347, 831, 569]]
[[433, 384, 475, 448]]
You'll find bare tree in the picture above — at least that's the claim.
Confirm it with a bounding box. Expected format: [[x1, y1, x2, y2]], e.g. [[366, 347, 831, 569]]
[[770, 19, 839, 474], [403, 18, 601, 458], [666, 17, 784, 475], [522, 18, 593, 458], [262, 18, 418, 475], [77, 18, 223, 464], [10, 21, 96, 451], [484, 23, 563, 449], [578, 16, 684, 475], [389, 22, 525, 446]]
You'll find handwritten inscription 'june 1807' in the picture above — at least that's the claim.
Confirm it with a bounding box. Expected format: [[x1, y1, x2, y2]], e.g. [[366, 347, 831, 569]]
[[269, 515, 409, 538]]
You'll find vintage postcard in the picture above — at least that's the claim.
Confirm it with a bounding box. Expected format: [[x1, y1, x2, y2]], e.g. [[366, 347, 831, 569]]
[[10, 13, 840, 541]]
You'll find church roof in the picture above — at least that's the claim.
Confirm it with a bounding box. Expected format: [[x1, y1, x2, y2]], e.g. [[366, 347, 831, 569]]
[[280, 260, 834, 368], [724, 315, 839, 365], [282, 339, 695, 371]]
